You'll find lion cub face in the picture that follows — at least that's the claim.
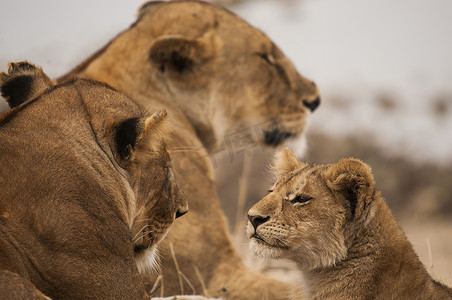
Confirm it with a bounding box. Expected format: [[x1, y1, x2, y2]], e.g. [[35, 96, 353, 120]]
[[247, 147, 375, 270]]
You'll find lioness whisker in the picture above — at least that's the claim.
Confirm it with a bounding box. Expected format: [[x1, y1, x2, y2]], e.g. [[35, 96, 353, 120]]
[[132, 224, 154, 243]]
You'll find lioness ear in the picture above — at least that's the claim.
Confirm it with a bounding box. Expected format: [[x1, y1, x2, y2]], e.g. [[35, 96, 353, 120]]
[[134, 110, 170, 154], [0, 61, 56, 108], [115, 110, 170, 161], [271, 146, 306, 177], [149, 33, 218, 85], [324, 158, 375, 220]]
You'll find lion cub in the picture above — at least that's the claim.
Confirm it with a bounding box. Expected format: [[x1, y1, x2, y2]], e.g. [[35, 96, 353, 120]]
[[247, 147, 452, 299]]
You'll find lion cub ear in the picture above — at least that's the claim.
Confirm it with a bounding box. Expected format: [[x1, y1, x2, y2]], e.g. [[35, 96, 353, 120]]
[[324, 158, 375, 220], [115, 110, 170, 161], [0, 61, 56, 108], [149, 33, 218, 87], [271, 146, 306, 177]]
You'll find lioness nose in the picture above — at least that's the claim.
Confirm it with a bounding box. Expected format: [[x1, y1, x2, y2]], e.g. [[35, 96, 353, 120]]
[[303, 96, 321, 112], [175, 207, 188, 219], [248, 214, 270, 230]]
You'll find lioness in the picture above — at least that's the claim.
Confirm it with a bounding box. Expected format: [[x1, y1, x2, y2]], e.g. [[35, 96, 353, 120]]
[[0, 62, 188, 298], [247, 147, 452, 299], [59, 1, 320, 298]]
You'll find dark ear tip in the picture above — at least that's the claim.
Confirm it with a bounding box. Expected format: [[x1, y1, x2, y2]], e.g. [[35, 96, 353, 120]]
[[1, 61, 53, 109], [0, 74, 34, 108], [7, 61, 39, 75]]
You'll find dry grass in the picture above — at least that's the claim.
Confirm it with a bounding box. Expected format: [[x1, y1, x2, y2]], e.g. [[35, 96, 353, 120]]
[[233, 152, 252, 239], [151, 247, 211, 298], [149, 274, 164, 297], [169, 242, 196, 295], [194, 266, 209, 298], [169, 242, 185, 295]]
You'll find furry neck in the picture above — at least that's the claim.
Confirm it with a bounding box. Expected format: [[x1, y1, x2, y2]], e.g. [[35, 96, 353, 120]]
[[301, 196, 428, 299]]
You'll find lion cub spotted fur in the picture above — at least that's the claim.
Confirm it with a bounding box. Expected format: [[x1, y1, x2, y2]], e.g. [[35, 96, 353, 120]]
[[247, 147, 452, 299]]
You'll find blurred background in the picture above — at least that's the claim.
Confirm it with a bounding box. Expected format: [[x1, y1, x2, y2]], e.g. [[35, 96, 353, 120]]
[[1, 0, 451, 287]]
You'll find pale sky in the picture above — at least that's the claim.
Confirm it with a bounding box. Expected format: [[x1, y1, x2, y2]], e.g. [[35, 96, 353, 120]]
[[1, 0, 451, 163]]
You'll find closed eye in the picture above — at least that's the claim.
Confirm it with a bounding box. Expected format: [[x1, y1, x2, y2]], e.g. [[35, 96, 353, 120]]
[[290, 195, 312, 204], [258, 53, 275, 65]]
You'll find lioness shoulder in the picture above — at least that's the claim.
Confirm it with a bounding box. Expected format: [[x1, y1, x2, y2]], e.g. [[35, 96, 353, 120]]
[[247, 147, 452, 299]]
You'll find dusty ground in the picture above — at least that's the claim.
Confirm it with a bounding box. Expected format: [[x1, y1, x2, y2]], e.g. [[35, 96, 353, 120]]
[[214, 131, 452, 288]]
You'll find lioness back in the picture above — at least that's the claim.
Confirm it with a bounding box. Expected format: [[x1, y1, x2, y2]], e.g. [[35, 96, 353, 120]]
[[0, 62, 187, 299], [247, 147, 452, 299]]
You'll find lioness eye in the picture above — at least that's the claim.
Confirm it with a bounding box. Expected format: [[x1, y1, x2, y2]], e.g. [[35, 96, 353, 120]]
[[291, 195, 312, 204], [259, 53, 274, 65]]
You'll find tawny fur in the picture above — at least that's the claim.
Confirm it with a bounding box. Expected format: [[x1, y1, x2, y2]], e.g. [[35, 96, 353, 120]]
[[59, 1, 321, 299], [0, 62, 187, 299], [248, 147, 452, 299]]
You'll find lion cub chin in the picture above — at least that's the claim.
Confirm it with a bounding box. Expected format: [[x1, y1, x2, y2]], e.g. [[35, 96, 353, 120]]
[[247, 147, 452, 299]]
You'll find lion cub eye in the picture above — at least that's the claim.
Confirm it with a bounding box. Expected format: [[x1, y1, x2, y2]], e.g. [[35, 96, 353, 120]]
[[289, 194, 312, 204]]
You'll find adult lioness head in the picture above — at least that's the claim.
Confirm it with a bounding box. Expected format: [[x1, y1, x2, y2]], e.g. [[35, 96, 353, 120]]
[[0, 62, 187, 298], [61, 1, 320, 151]]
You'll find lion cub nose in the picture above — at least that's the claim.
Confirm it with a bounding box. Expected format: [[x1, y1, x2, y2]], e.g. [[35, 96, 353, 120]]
[[248, 214, 270, 231]]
